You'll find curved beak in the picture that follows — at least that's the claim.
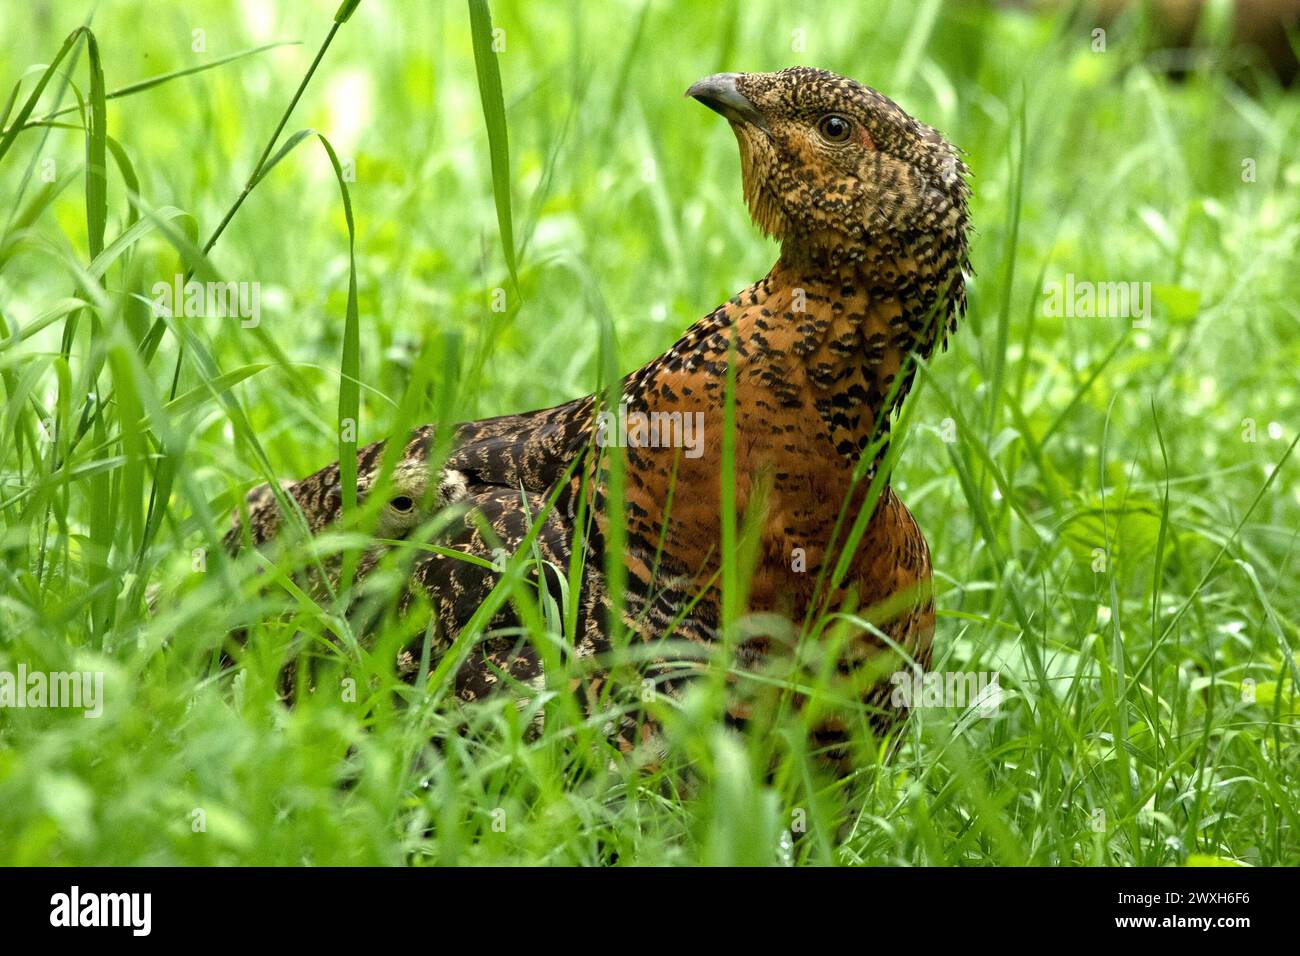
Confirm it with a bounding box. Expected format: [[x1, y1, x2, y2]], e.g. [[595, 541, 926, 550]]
[[686, 73, 769, 131]]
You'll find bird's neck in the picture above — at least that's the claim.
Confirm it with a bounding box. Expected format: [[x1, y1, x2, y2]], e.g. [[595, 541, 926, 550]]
[[733, 256, 936, 464], [617, 252, 956, 476]]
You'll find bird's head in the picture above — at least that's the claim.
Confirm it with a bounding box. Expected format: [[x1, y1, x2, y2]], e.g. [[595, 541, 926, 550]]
[[688, 67, 970, 281]]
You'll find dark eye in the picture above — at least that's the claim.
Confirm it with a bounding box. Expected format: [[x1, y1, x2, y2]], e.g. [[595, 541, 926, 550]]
[[817, 114, 852, 144], [389, 495, 415, 513]]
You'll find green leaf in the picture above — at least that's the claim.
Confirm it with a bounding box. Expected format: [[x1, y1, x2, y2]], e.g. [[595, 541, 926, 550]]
[[0, 27, 85, 167], [334, 0, 364, 23], [1150, 283, 1201, 324], [82, 29, 107, 261], [467, 0, 518, 286]]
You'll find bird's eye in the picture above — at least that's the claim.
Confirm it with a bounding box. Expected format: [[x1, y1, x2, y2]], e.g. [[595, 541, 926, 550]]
[[389, 495, 415, 513], [817, 114, 853, 145]]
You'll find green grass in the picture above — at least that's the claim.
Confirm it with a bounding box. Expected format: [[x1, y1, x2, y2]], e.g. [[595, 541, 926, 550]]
[[1, 0, 1297, 865]]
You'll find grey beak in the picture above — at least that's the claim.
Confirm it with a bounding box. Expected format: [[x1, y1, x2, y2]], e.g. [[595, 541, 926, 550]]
[[686, 73, 769, 131]]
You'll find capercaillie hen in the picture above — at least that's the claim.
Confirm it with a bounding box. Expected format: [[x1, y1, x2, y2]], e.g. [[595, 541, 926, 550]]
[[226, 67, 971, 769]]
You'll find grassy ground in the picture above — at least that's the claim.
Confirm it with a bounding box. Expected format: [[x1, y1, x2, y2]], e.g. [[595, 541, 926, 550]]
[[1, 0, 1297, 865]]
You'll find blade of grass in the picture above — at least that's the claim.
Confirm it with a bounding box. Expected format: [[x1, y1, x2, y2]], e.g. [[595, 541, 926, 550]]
[[467, 0, 518, 288], [2, 42, 300, 135]]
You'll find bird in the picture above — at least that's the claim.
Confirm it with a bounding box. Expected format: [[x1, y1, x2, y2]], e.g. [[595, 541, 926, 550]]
[[225, 67, 971, 771]]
